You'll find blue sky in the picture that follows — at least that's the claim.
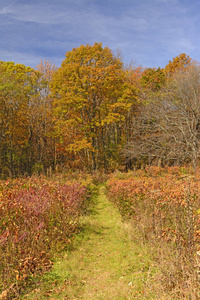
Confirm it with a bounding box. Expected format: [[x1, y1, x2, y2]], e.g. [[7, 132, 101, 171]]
[[0, 0, 199, 69]]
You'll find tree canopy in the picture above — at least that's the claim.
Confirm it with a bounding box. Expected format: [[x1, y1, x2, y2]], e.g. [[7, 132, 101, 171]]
[[51, 42, 137, 170], [0, 47, 198, 177]]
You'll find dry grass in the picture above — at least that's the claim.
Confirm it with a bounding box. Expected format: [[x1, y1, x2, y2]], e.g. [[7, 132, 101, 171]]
[[107, 167, 200, 299]]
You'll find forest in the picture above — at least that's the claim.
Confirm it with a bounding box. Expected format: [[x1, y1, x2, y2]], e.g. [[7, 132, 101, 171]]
[[0, 42, 197, 178]]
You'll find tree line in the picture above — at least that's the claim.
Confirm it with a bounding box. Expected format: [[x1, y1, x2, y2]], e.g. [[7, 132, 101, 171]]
[[0, 42, 198, 177]]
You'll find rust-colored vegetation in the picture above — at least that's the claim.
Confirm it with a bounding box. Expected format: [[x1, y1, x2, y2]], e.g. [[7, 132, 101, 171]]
[[107, 167, 200, 298]]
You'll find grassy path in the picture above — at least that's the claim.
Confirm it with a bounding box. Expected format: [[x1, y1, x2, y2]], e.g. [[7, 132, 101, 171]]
[[24, 185, 158, 300]]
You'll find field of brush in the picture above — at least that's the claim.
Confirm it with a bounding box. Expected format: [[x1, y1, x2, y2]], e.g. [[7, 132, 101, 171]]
[[1, 167, 200, 298], [0, 172, 98, 297], [107, 166, 200, 297]]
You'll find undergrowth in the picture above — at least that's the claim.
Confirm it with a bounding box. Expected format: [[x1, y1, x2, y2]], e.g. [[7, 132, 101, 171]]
[[107, 166, 200, 298], [0, 172, 103, 299]]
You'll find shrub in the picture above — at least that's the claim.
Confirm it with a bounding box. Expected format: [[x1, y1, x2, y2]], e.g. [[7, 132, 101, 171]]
[[0, 175, 89, 295], [107, 167, 200, 297]]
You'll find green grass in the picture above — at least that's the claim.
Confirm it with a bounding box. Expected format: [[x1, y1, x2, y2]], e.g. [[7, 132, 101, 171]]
[[22, 185, 160, 300]]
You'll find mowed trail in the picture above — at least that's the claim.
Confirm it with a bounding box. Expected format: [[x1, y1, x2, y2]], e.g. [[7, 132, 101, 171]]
[[25, 185, 156, 300]]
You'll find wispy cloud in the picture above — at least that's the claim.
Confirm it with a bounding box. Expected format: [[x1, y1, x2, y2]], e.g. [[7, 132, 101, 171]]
[[0, 0, 199, 68], [0, 0, 19, 13]]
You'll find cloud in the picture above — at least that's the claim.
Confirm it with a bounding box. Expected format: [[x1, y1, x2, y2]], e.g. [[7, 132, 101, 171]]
[[0, 2, 65, 24], [0, 0, 199, 68], [0, 49, 43, 67], [0, 0, 19, 13]]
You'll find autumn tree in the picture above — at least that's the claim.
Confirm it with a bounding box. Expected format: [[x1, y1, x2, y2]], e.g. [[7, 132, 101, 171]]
[[141, 67, 166, 93], [0, 61, 35, 176], [51, 43, 137, 171], [164, 53, 192, 78], [122, 66, 166, 168], [124, 54, 193, 169], [160, 63, 200, 169], [125, 62, 200, 170], [124, 98, 170, 168], [27, 59, 56, 172], [0, 59, 57, 177]]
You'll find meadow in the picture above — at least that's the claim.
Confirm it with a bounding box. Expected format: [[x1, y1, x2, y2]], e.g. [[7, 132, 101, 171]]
[[107, 166, 200, 298], [1, 167, 200, 299], [0, 173, 94, 298]]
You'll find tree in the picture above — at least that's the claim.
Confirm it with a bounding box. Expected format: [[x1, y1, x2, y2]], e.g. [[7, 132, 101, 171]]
[[123, 66, 166, 169], [51, 43, 137, 171], [0, 61, 34, 176], [124, 62, 200, 170], [161, 63, 200, 169], [141, 67, 166, 92], [164, 53, 192, 78], [26, 59, 56, 172]]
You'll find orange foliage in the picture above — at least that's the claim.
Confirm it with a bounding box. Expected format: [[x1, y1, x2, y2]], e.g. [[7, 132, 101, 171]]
[[107, 167, 200, 245]]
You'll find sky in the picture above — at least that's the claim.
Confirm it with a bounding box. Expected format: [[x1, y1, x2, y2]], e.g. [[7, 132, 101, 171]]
[[0, 0, 199, 69]]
